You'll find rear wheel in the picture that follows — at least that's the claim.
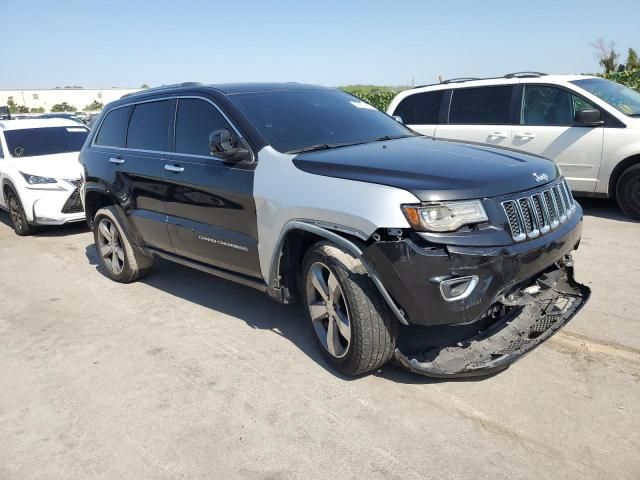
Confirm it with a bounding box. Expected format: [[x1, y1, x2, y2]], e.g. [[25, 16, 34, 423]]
[[6, 189, 32, 236], [616, 164, 640, 220], [301, 241, 397, 376], [93, 206, 153, 282]]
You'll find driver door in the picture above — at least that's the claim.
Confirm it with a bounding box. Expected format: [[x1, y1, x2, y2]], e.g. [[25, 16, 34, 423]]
[[510, 84, 604, 193]]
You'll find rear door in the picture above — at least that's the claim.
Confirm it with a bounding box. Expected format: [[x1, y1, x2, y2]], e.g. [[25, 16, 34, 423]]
[[390, 90, 444, 136], [162, 96, 261, 278], [510, 84, 604, 193], [106, 99, 173, 251], [435, 85, 516, 146]]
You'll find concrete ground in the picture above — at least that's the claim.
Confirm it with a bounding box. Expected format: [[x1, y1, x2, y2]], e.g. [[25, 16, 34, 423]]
[[0, 198, 638, 480]]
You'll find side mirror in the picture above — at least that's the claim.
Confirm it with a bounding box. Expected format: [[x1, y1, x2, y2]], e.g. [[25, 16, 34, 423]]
[[575, 108, 603, 127], [208, 128, 252, 163], [392, 115, 404, 124]]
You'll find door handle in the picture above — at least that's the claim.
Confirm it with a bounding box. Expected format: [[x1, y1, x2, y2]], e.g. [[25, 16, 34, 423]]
[[164, 164, 185, 173], [488, 131, 508, 139], [109, 157, 125, 164], [515, 133, 536, 139]]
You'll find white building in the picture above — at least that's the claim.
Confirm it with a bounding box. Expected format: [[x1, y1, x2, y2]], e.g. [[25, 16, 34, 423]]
[[0, 88, 141, 112]]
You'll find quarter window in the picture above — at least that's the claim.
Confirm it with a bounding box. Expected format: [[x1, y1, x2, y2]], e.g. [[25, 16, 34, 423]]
[[449, 86, 513, 124], [94, 106, 132, 147], [521, 85, 595, 126], [393, 91, 443, 124], [126, 100, 170, 151], [175, 98, 232, 156]]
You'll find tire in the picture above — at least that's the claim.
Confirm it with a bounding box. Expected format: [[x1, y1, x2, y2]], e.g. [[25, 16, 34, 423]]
[[93, 206, 153, 282], [616, 164, 640, 220], [5, 188, 33, 236], [300, 241, 398, 376]]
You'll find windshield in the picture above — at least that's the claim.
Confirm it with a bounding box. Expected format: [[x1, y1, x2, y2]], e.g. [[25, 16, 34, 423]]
[[571, 78, 640, 116], [230, 89, 414, 153], [4, 126, 89, 158]]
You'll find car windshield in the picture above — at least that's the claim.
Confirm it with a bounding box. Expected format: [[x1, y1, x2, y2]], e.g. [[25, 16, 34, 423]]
[[571, 78, 640, 117], [230, 89, 414, 153], [4, 126, 89, 158]]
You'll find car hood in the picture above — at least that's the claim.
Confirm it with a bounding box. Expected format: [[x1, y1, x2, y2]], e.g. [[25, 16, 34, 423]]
[[7, 152, 83, 180], [292, 136, 559, 201]]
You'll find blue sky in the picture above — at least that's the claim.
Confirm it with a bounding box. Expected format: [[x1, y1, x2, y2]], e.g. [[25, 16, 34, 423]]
[[1, 0, 638, 89]]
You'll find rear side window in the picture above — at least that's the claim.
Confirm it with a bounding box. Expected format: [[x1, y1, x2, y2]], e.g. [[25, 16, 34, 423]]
[[94, 106, 132, 147], [175, 98, 232, 156], [393, 91, 443, 124], [126, 100, 170, 151], [449, 86, 513, 124]]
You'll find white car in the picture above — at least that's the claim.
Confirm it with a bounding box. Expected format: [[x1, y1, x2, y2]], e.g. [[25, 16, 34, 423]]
[[0, 118, 89, 235], [387, 73, 640, 219]]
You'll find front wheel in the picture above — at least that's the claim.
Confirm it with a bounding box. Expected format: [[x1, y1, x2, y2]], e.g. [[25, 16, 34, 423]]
[[301, 241, 398, 376], [6, 189, 33, 236], [616, 164, 640, 220]]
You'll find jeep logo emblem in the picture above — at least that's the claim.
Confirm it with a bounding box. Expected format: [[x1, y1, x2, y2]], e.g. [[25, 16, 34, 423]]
[[532, 172, 549, 183]]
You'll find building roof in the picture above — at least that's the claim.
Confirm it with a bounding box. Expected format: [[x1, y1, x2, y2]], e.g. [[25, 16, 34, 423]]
[[0, 118, 86, 130]]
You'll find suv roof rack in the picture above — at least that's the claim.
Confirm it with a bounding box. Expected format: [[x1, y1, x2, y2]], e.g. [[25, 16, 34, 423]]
[[441, 77, 482, 84], [121, 82, 203, 99], [504, 71, 547, 79]]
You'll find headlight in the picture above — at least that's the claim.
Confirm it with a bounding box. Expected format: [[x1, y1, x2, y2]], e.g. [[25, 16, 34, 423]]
[[401, 200, 488, 232], [20, 172, 57, 185]]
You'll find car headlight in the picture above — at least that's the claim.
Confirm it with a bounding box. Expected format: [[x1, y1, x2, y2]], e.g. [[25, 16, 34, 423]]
[[20, 172, 57, 185], [401, 200, 488, 232]]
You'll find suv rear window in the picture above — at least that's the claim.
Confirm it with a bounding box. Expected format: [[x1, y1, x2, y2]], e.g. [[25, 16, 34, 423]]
[[449, 86, 513, 124], [126, 100, 170, 151], [175, 98, 232, 157], [95, 106, 132, 147], [393, 91, 443, 124]]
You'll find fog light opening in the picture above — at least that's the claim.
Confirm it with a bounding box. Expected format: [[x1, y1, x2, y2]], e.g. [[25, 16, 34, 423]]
[[440, 275, 479, 302]]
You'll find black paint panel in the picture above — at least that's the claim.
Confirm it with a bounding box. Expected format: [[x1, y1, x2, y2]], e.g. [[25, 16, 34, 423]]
[[293, 136, 559, 201]]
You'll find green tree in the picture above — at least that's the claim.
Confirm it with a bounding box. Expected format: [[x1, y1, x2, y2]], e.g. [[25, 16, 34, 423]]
[[7, 96, 28, 113], [84, 100, 104, 111], [591, 38, 620, 73], [30, 107, 45, 113], [626, 48, 640, 70], [140, 83, 149, 89], [51, 102, 77, 112]]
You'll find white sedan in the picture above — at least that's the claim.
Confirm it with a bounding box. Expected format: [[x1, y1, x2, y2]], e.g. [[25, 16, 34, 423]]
[[0, 118, 89, 235]]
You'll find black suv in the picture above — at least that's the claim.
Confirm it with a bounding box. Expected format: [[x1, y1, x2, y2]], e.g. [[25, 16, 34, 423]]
[[80, 82, 590, 378]]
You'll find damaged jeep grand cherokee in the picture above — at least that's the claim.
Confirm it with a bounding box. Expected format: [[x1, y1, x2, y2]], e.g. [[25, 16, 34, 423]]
[[80, 82, 590, 378]]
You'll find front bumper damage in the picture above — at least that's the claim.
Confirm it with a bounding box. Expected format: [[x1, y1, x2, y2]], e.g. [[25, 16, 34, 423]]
[[394, 262, 590, 377]]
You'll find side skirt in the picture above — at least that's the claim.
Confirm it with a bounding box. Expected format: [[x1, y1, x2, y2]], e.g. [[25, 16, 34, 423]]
[[147, 248, 267, 292]]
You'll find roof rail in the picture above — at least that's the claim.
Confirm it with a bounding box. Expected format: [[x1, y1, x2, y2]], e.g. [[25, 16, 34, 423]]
[[441, 77, 482, 84], [504, 72, 547, 79], [121, 82, 203, 99]]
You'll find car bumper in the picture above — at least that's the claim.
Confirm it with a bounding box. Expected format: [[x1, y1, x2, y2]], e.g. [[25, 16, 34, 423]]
[[21, 186, 84, 225]]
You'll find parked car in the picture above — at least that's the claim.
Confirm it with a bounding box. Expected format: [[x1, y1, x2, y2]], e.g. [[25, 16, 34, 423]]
[[0, 118, 89, 235], [36, 112, 85, 124], [80, 82, 590, 378], [387, 72, 640, 219]]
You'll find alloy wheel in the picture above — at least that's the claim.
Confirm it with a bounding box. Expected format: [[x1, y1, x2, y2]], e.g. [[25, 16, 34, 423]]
[[8, 195, 24, 231], [306, 262, 352, 359], [97, 218, 125, 275]]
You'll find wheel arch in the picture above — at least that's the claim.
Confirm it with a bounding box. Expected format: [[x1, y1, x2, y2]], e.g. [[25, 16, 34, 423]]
[[609, 153, 640, 199], [267, 221, 409, 326], [84, 186, 116, 228]]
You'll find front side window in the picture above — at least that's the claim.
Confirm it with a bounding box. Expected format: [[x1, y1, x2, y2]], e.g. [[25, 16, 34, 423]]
[[126, 100, 170, 151], [571, 77, 640, 117], [175, 98, 232, 156], [230, 89, 413, 153], [393, 90, 443, 125], [4, 126, 89, 158], [449, 86, 513, 124], [520, 85, 594, 126], [95, 106, 132, 147]]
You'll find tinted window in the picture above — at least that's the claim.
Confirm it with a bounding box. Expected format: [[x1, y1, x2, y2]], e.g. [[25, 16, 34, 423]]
[[95, 106, 132, 147], [4, 126, 89, 158], [126, 100, 170, 151], [175, 98, 232, 156], [449, 86, 512, 124], [230, 89, 413, 153], [393, 91, 443, 124], [521, 85, 594, 126]]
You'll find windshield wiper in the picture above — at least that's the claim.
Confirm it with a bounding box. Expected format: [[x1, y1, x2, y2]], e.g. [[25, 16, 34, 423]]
[[286, 142, 357, 154], [373, 134, 413, 142]]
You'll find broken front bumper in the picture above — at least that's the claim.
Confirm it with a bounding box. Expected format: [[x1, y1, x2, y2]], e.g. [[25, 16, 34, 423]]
[[394, 263, 590, 377]]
